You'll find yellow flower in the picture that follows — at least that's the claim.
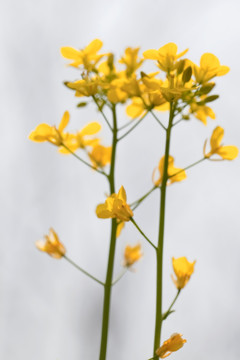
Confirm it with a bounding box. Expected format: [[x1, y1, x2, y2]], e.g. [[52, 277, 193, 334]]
[[193, 53, 229, 83], [119, 47, 144, 77], [153, 156, 187, 186], [171, 257, 196, 289], [190, 102, 215, 125], [61, 39, 104, 70], [126, 93, 168, 119], [116, 220, 125, 238], [35, 228, 66, 259], [155, 333, 187, 358], [66, 79, 99, 97], [88, 144, 112, 168], [143, 43, 188, 72], [29, 111, 70, 146], [59, 122, 101, 153], [123, 244, 142, 267], [204, 126, 239, 160], [96, 186, 133, 222]]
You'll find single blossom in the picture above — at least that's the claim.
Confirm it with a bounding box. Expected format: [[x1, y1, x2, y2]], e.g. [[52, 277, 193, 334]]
[[143, 42, 188, 72], [123, 244, 142, 267], [190, 102, 215, 125], [153, 156, 187, 186], [193, 53, 229, 83], [59, 122, 101, 153], [61, 39, 104, 70], [171, 257, 196, 289], [155, 333, 187, 358], [119, 47, 144, 77], [96, 186, 133, 221], [29, 111, 70, 146], [66, 78, 99, 97], [204, 126, 238, 160], [88, 144, 112, 168], [35, 228, 66, 259]]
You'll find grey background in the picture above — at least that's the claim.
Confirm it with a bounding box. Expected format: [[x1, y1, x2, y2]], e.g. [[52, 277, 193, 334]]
[[1, 0, 240, 359]]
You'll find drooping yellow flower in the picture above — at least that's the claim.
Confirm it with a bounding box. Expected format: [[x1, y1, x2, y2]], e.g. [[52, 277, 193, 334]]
[[204, 126, 239, 160], [96, 186, 133, 222], [59, 122, 101, 154], [171, 257, 196, 289], [88, 144, 112, 168], [119, 47, 144, 77], [29, 111, 70, 146], [123, 244, 142, 267], [143, 43, 188, 72], [193, 53, 229, 83], [35, 228, 66, 259], [61, 39, 104, 70], [155, 333, 187, 358], [153, 156, 187, 186]]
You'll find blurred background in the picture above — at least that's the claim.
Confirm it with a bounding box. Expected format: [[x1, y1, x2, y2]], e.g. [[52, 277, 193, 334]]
[[1, 0, 240, 359]]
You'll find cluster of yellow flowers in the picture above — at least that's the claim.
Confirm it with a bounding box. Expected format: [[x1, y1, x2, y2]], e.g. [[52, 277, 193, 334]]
[[30, 39, 239, 360]]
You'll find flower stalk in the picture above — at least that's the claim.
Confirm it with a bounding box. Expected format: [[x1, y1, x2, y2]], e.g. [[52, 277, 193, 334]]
[[99, 104, 118, 360], [154, 101, 175, 353]]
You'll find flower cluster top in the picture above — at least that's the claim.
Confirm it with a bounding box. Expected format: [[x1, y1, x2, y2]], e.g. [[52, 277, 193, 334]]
[[29, 39, 238, 170]]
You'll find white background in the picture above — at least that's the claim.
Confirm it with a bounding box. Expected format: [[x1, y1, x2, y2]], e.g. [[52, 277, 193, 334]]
[[1, 0, 240, 359]]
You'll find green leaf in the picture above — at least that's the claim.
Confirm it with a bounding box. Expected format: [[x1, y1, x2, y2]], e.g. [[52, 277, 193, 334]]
[[182, 66, 192, 83]]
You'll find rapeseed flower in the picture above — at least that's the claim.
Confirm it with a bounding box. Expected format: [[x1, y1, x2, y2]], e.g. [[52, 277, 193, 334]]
[[35, 228, 66, 259], [119, 47, 143, 77], [171, 257, 195, 289], [190, 102, 215, 125], [123, 244, 142, 267], [96, 186, 133, 221], [155, 333, 186, 358], [143, 43, 188, 73], [88, 144, 112, 168], [193, 53, 229, 84], [59, 122, 101, 153], [61, 39, 104, 70], [204, 126, 238, 160], [153, 156, 186, 186], [29, 111, 70, 146]]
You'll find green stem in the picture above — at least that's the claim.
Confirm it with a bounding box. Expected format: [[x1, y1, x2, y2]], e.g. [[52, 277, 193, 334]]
[[162, 289, 181, 320], [130, 218, 157, 250], [131, 186, 158, 210], [150, 110, 167, 131], [112, 268, 127, 286], [117, 112, 148, 141], [99, 105, 118, 360], [118, 120, 135, 131], [92, 95, 113, 131], [153, 102, 174, 355], [61, 144, 107, 177], [64, 255, 104, 286], [169, 157, 206, 178]]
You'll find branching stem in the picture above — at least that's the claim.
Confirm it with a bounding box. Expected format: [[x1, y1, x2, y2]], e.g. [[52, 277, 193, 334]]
[[64, 255, 104, 286]]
